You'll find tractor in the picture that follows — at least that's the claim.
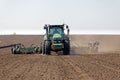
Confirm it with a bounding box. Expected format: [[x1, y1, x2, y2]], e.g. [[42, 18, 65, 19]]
[[38, 24, 70, 55]]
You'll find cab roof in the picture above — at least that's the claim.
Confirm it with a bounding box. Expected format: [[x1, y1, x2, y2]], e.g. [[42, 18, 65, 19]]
[[49, 25, 64, 28]]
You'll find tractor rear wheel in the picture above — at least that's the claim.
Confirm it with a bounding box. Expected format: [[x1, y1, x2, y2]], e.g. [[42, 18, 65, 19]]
[[45, 41, 51, 55], [63, 41, 70, 55]]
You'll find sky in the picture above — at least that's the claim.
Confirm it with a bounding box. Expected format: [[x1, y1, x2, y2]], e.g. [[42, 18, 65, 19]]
[[0, 0, 120, 34]]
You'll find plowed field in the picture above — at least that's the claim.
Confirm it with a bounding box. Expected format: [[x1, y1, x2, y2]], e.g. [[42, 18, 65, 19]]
[[0, 35, 120, 80]]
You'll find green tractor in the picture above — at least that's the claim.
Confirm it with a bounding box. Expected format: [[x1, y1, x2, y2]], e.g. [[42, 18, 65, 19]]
[[39, 24, 70, 55]]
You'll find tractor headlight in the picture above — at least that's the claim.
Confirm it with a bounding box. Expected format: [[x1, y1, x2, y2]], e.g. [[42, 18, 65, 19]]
[[58, 41, 61, 43], [53, 40, 62, 43]]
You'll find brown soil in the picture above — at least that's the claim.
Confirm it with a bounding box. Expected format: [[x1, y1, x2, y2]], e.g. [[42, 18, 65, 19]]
[[0, 35, 120, 80]]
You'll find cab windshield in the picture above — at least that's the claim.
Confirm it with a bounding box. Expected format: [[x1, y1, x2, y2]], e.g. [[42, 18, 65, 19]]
[[49, 27, 63, 35]]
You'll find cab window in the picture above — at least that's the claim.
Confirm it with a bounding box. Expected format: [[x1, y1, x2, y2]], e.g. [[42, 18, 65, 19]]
[[49, 27, 63, 35]]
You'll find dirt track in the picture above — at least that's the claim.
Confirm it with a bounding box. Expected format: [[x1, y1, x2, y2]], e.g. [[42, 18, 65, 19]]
[[0, 35, 120, 80]]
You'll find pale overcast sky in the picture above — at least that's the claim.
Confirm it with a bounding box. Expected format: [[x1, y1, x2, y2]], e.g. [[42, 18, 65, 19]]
[[0, 0, 120, 34]]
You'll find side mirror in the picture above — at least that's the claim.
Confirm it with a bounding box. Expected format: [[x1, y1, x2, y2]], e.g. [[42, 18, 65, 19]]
[[66, 25, 68, 29], [44, 25, 47, 29]]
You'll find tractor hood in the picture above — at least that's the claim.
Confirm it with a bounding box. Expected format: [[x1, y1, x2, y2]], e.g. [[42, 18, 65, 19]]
[[53, 33, 62, 39]]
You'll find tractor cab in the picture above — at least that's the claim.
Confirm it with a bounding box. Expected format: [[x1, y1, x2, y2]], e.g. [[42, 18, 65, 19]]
[[49, 25, 64, 35], [44, 24, 69, 40]]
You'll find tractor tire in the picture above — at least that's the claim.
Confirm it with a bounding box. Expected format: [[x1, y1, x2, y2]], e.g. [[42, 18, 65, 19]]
[[63, 41, 70, 55], [44, 40, 51, 55], [45, 44, 51, 55]]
